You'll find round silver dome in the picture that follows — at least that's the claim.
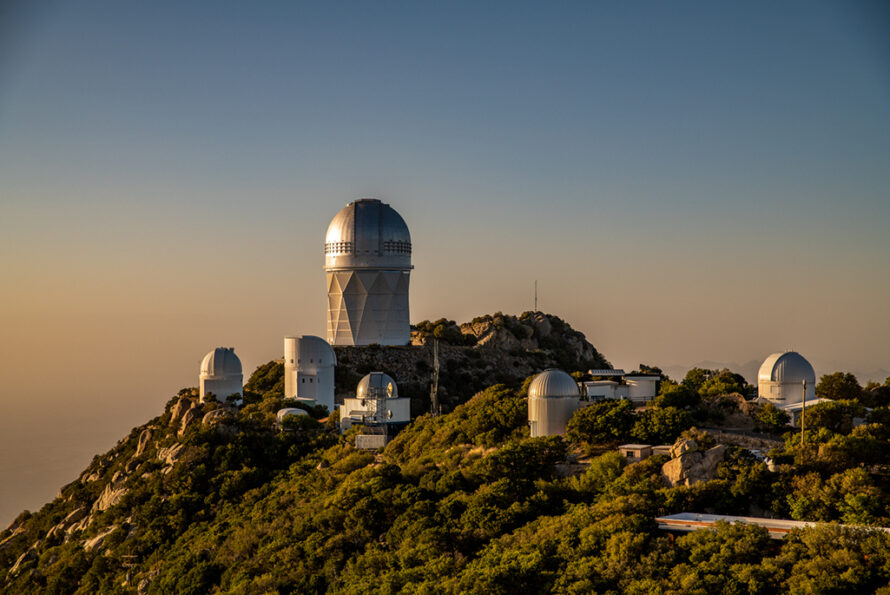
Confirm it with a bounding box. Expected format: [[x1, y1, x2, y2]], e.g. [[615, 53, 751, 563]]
[[356, 372, 398, 399], [528, 369, 580, 399], [758, 351, 816, 385], [200, 347, 242, 380], [324, 199, 412, 270]]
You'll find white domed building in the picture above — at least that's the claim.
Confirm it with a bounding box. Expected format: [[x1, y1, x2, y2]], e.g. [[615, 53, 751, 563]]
[[283, 335, 337, 413], [528, 369, 581, 437], [276, 407, 309, 428], [199, 347, 243, 404], [340, 372, 411, 433], [324, 198, 413, 346], [757, 351, 816, 407]]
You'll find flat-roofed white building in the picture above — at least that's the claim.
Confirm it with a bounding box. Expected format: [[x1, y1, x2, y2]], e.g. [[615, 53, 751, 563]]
[[582, 369, 659, 404]]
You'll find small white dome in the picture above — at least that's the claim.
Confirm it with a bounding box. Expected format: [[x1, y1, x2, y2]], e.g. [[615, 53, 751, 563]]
[[356, 372, 398, 399], [758, 352, 816, 386], [200, 347, 242, 379], [529, 369, 580, 399], [277, 408, 309, 423]]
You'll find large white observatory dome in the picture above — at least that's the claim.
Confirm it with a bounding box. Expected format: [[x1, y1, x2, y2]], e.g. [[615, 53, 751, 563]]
[[356, 372, 399, 399], [199, 347, 243, 403], [757, 351, 816, 407], [324, 198, 413, 346], [528, 369, 581, 438], [325, 198, 412, 270], [528, 369, 581, 399]]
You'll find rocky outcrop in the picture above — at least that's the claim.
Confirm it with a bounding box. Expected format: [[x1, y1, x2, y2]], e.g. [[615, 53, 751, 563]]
[[0, 526, 25, 552], [92, 483, 127, 513], [178, 406, 200, 436], [9, 542, 39, 575], [169, 397, 193, 425], [135, 429, 153, 457], [202, 408, 234, 426], [662, 439, 726, 487], [83, 525, 117, 552], [157, 443, 186, 473]]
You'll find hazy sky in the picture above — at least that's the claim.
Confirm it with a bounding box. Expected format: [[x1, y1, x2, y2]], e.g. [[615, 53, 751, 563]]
[[1, 1, 888, 525]]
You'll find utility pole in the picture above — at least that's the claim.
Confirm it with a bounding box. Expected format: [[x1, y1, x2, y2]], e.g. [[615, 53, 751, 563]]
[[534, 280, 538, 312], [800, 379, 807, 448], [430, 339, 440, 416]]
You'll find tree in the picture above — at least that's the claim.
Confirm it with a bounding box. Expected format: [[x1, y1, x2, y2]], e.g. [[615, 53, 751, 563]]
[[566, 400, 634, 446], [816, 372, 862, 401], [805, 399, 864, 434], [655, 380, 700, 409], [699, 369, 751, 399], [753, 402, 790, 433], [631, 407, 692, 444], [682, 368, 714, 394]]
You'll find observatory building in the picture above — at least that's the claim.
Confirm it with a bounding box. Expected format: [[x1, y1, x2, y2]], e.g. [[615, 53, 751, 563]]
[[340, 372, 411, 448], [757, 351, 816, 407], [283, 335, 337, 413], [528, 369, 581, 437], [199, 347, 243, 404], [324, 198, 413, 346]]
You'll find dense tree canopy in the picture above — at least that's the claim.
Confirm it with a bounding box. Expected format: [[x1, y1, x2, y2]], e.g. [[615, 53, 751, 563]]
[[817, 372, 863, 401], [4, 360, 890, 593]]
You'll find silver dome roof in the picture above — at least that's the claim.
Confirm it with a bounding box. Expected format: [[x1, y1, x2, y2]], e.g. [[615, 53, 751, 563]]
[[200, 347, 242, 379], [324, 199, 412, 270], [356, 372, 398, 399], [528, 369, 580, 399], [758, 351, 816, 385]]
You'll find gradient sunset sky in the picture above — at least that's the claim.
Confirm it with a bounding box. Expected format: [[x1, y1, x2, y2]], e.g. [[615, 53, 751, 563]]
[[1, 1, 888, 524]]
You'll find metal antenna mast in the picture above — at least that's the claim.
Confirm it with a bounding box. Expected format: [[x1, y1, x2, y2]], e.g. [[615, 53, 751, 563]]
[[534, 280, 538, 312], [430, 339, 440, 416]]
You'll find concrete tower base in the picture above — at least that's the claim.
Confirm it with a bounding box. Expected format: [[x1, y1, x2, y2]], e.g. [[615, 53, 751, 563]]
[[326, 269, 410, 346]]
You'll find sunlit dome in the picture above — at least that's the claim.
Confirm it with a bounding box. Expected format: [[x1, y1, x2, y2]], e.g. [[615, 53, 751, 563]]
[[356, 372, 399, 399], [528, 369, 580, 399], [325, 198, 411, 256], [758, 352, 816, 386], [757, 351, 816, 406], [200, 347, 242, 379], [277, 408, 309, 424]]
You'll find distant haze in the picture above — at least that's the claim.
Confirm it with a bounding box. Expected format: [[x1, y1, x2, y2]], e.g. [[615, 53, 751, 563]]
[[1, 1, 888, 526]]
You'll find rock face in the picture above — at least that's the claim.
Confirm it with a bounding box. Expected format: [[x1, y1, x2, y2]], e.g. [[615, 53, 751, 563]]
[[157, 443, 186, 473], [92, 483, 127, 513], [135, 429, 153, 457], [169, 396, 194, 425], [339, 312, 610, 412], [202, 408, 234, 426], [178, 406, 200, 436], [83, 525, 117, 552], [662, 439, 727, 487]]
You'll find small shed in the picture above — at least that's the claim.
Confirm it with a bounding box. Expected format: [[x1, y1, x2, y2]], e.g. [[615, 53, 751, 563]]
[[618, 444, 653, 462]]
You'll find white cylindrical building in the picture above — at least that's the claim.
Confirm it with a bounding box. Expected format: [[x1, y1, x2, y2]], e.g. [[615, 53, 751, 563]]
[[324, 198, 413, 346], [528, 369, 581, 437], [284, 335, 337, 413], [199, 347, 243, 404], [757, 351, 816, 407]]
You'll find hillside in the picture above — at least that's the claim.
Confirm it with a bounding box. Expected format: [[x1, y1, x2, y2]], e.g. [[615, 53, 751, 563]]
[[4, 314, 890, 593]]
